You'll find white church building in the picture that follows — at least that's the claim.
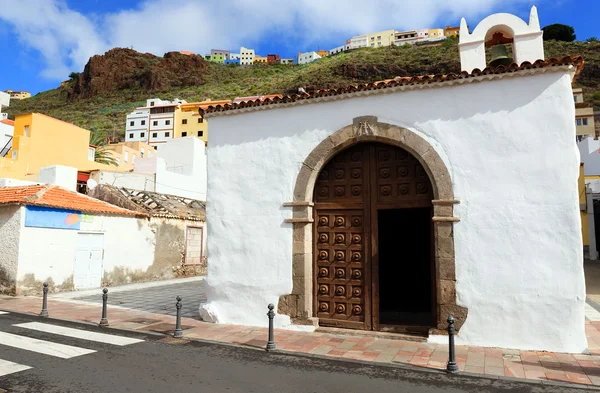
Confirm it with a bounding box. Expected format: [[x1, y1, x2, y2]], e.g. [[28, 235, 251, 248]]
[[199, 7, 588, 353]]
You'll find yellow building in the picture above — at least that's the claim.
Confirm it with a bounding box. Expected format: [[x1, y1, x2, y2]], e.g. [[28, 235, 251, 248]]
[[0, 113, 118, 181], [104, 141, 155, 170], [254, 55, 268, 64], [315, 50, 328, 58], [4, 90, 31, 100], [444, 26, 461, 37], [580, 163, 590, 248], [574, 88, 596, 138], [366, 29, 396, 47], [428, 28, 445, 40], [174, 100, 230, 144]]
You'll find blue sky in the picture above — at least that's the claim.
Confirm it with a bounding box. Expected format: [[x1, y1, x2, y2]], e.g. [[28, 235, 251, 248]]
[[0, 0, 598, 95]]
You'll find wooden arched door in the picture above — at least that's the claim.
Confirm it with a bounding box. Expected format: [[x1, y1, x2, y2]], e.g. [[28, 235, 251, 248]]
[[313, 142, 435, 332]]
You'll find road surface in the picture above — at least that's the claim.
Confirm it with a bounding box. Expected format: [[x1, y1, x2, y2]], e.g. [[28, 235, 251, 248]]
[[0, 312, 590, 393]]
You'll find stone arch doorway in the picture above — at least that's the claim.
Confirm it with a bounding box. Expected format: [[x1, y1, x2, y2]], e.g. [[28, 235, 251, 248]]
[[280, 116, 467, 334], [314, 142, 435, 332]]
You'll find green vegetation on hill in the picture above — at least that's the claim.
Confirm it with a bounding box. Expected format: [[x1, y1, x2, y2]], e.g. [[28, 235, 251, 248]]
[[5, 40, 600, 140]]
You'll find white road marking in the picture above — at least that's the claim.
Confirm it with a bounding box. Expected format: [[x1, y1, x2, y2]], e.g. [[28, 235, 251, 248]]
[[0, 359, 31, 377], [0, 331, 95, 359], [14, 322, 143, 346], [586, 303, 600, 321], [0, 311, 9, 315]]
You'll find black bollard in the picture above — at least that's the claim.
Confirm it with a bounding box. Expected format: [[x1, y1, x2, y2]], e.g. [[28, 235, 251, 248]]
[[173, 296, 183, 338], [99, 288, 109, 327], [266, 304, 276, 351], [39, 282, 49, 318], [446, 316, 459, 373]]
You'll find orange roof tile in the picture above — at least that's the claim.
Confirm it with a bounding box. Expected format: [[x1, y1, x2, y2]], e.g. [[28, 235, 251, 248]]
[[201, 56, 584, 115], [0, 185, 148, 217], [0, 119, 14, 126]]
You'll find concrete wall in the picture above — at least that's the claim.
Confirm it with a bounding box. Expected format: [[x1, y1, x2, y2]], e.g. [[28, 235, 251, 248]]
[[0, 206, 22, 294], [202, 70, 585, 352], [90, 170, 155, 191], [16, 213, 156, 293]]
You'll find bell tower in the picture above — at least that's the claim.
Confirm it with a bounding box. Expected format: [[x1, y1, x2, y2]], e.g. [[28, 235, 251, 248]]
[[458, 6, 544, 73]]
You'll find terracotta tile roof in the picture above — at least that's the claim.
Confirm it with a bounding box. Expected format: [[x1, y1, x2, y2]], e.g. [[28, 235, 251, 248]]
[[0, 119, 14, 126], [0, 185, 148, 217], [201, 56, 584, 116]]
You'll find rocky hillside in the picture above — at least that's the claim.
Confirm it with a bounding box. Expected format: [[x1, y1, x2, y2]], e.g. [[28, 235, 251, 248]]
[[5, 40, 600, 140]]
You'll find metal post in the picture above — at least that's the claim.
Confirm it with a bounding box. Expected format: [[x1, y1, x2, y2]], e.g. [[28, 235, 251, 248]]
[[446, 316, 459, 373], [39, 282, 49, 318], [174, 296, 183, 338], [99, 288, 109, 327], [266, 303, 276, 351]]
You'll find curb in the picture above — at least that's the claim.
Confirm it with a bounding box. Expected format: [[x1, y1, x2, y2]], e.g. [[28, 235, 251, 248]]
[[2, 308, 598, 391]]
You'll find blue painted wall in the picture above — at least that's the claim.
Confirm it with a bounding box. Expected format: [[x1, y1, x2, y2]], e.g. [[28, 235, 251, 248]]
[[24, 206, 82, 230]]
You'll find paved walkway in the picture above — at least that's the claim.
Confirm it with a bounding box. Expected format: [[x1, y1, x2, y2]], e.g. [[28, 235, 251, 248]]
[[70, 280, 206, 319], [1, 295, 600, 390]]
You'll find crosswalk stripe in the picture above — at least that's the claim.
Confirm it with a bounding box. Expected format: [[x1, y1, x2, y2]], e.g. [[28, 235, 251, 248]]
[[0, 331, 95, 359], [0, 359, 31, 377], [14, 322, 143, 346]]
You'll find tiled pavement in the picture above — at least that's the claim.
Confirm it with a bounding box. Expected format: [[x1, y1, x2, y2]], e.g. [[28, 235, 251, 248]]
[[73, 281, 206, 318], [1, 295, 600, 389]]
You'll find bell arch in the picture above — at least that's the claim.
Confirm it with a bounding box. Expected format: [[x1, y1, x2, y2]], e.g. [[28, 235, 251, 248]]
[[279, 116, 467, 333]]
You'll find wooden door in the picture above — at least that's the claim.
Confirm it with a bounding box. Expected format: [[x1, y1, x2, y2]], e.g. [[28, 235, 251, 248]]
[[314, 144, 371, 330], [313, 142, 434, 331]]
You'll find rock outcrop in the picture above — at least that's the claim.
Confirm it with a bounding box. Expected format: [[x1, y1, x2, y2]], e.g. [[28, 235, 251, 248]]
[[68, 48, 208, 100]]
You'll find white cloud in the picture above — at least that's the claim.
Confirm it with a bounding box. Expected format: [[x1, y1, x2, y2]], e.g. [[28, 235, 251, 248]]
[[0, 0, 539, 81]]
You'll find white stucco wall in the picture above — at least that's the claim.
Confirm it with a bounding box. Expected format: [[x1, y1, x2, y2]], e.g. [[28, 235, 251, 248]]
[[202, 71, 586, 352], [17, 213, 155, 289], [0, 206, 22, 293], [91, 170, 155, 191]]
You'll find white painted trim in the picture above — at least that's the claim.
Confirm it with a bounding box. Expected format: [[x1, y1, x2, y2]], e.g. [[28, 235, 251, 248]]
[[0, 359, 32, 377], [0, 331, 96, 358], [14, 322, 144, 346]]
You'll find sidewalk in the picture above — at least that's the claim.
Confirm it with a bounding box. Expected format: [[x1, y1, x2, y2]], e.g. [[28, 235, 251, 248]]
[[1, 294, 599, 389]]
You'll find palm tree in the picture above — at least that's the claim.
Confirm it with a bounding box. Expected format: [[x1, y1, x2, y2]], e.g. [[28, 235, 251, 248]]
[[89, 132, 119, 166], [586, 37, 599, 43]]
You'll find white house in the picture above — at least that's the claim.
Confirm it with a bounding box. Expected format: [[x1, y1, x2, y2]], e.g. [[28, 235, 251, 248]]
[[297, 51, 321, 65], [240, 47, 255, 65], [198, 7, 587, 353], [91, 136, 207, 201], [0, 184, 152, 295], [328, 45, 347, 56], [349, 35, 368, 49], [124, 98, 187, 148]]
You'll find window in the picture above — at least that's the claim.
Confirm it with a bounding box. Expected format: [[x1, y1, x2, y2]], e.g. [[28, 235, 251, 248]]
[[141, 120, 146, 125], [198, 131, 204, 137], [370, 37, 374, 41], [88, 147, 95, 161], [378, 42, 382, 46], [165, 132, 170, 137], [124, 151, 129, 162], [129, 133, 134, 139], [152, 132, 158, 138], [574, 95, 578, 102], [141, 132, 145, 138], [24, 125, 30, 137], [371, 43, 375, 47], [154, 146, 158, 150], [153, 121, 158, 126], [182, 119, 188, 125], [583, 118, 589, 126], [130, 121, 134, 126], [198, 118, 203, 123], [165, 120, 171, 125], [377, 36, 381, 40], [182, 132, 188, 137], [150, 102, 155, 106], [11, 150, 17, 159], [576, 119, 582, 126], [132, 155, 136, 164]]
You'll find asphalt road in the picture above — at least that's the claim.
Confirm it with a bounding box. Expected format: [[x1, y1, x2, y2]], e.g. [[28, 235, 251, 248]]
[[0, 312, 593, 393]]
